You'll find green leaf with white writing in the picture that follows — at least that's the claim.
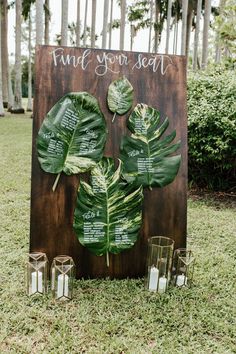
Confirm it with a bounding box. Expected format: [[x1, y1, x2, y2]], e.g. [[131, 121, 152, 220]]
[[120, 103, 181, 189], [73, 157, 143, 267], [107, 76, 134, 122], [37, 92, 107, 190]]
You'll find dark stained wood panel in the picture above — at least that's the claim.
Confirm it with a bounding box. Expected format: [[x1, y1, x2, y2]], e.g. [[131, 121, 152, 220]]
[[30, 45, 187, 278]]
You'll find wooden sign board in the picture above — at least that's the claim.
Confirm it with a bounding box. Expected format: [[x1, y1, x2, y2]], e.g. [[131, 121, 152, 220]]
[[30, 45, 187, 278]]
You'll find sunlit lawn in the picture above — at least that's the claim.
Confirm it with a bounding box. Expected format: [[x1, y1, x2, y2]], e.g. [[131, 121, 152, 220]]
[[0, 114, 235, 354]]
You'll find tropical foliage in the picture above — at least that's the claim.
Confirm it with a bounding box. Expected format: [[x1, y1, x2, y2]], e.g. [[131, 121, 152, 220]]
[[188, 69, 236, 190], [107, 76, 134, 122], [120, 103, 181, 188], [73, 157, 143, 266], [37, 92, 107, 189]]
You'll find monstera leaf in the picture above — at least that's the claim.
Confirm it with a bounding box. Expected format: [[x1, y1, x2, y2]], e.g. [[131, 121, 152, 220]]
[[37, 92, 107, 191], [107, 76, 134, 122], [73, 157, 143, 266], [120, 103, 181, 189]]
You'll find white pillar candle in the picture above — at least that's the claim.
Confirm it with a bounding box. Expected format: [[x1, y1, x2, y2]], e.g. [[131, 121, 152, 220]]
[[158, 276, 167, 293], [57, 273, 69, 298], [31, 270, 43, 294], [176, 274, 187, 287], [148, 266, 159, 291]]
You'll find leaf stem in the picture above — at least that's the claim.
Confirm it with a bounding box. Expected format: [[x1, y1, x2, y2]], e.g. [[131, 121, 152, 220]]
[[106, 251, 110, 267], [112, 112, 117, 123], [52, 173, 61, 192]]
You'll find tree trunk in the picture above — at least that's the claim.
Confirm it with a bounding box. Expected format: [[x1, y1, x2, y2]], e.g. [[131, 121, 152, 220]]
[[36, 0, 44, 45], [0, 5, 5, 116], [181, 0, 188, 55], [102, 0, 109, 48], [7, 66, 14, 111], [186, 6, 193, 60], [214, 0, 225, 64], [83, 0, 88, 47], [193, 0, 202, 70], [91, 0, 96, 47], [61, 0, 68, 46], [154, 0, 160, 53], [76, 0, 80, 46], [120, 0, 126, 50], [201, 0, 211, 69], [165, 0, 172, 54], [44, 0, 50, 44], [108, 0, 113, 49], [27, 12, 33, 112], [12, 0, 24, 113], [148, 0, 154, 52], [1, 0, 9, 107]]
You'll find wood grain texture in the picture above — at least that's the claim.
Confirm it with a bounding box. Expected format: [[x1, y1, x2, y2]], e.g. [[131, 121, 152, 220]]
[[30, 45, 187, 278]]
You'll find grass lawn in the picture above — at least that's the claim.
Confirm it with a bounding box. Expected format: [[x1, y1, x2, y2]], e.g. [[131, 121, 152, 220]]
[[0, 114, 235, 354]]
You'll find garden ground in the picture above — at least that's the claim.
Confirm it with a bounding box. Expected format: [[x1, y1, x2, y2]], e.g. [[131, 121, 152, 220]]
[[0, 114, 235, 354]]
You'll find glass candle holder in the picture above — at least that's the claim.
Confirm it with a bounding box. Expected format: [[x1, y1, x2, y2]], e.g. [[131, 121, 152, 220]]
[[25, 252, 48, 296], [172, 249, 195, 288], [51, 255, 75, 300], [146, 236, 174, 293]]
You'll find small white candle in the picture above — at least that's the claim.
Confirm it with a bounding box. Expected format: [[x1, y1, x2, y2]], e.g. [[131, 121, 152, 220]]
[[148, 266, 159, 291], [31, 270, 43, 294], [57, 274, 69, 298], [158, 276, 167, 293], [176, 274, 187, 287]]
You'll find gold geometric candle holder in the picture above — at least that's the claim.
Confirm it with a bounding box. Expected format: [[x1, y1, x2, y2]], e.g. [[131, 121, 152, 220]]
[[25, 252, 48, 296], [146, 236, 174, 293], [172, 248, 195, 288], [51, 255, 75, 301]]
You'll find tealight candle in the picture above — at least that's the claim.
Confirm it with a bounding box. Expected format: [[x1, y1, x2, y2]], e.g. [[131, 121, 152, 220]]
[[158, 276, 167, 293], [57, 273, 69, 298], [148, 266, 159, 291], [31, 270, 43, 294], [176, 274, 187, 287]]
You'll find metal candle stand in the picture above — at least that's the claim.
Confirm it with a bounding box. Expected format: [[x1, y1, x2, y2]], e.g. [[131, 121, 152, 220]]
[[25, 252, 48, 296]]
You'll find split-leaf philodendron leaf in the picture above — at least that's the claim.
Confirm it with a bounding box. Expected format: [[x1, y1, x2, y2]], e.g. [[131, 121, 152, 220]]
[[107, 76, 134, 122], [73, 157, 143, 267], [37, 92, 107, 191], [120, 103, 181, 189]]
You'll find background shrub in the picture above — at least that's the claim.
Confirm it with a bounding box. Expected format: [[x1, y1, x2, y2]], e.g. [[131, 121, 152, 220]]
[[187, 69, 236, 190]]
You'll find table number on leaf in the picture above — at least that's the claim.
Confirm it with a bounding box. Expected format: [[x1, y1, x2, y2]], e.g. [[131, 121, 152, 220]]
[[120, 103, 181, 189], [37, 92, 107, 191], [73, 157, 143, 267]]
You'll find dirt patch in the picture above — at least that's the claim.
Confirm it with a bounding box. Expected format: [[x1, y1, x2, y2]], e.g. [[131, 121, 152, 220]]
[[188, 188, 236, 209]]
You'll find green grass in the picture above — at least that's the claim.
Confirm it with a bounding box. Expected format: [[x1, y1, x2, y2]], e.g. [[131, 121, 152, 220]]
[[0, 115, 236, 354]]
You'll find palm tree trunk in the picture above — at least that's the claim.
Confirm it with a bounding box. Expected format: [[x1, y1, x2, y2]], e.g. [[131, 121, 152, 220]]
[[44, 0, 50, 44], [91, 0, 97, 47], [61, 0, 68, 46], [108, 0, 113, 49], [186, 6, 193, 60], [201, 0, 211, 69], [36, 0, 44, 45], [148, 0, 154, 52], [214, 0, 225, 64], [7, 66, 14, 111], [165, 0, 172, 54], [154, 0, 160, 53], [193, 0, 202, 70], [102, 0, 109, 48], [181, 0, 188, 55], [0, 5, 5, 116], [27, 12, 33, 112], [83, 0, 88, 47], [120, 0, 126, 50], [1, 0, 9, 108], [76, 0, 80, 46], [12, 0, 24, 113]]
